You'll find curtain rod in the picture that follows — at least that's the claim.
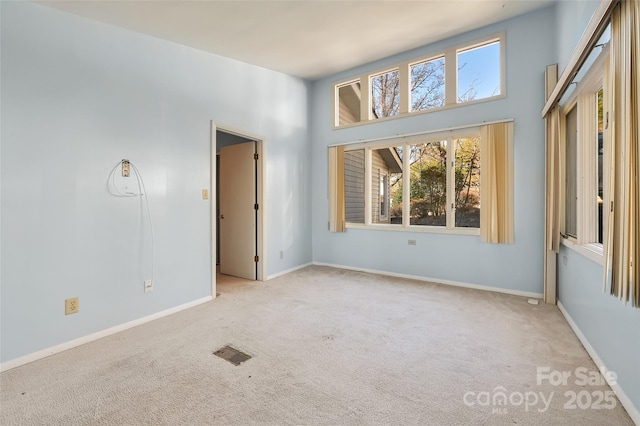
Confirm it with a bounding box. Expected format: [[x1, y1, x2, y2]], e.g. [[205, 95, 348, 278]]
[[541, 0, 618, 118], [328, 118, 514, 147]]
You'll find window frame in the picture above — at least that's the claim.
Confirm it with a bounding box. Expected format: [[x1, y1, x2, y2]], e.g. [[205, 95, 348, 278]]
[[559, 44, 609, 263], [342, 128, 482, 235], [409, 55, 446, 113], [333, 33, 505, 129], [369, 67, 401, 120], [334, 78, 363, 127], [563, 102, 578, 240], [456, 38, 504, 104]]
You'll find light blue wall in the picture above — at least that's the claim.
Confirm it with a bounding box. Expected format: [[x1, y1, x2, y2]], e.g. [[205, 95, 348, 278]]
[[310, 7, 556, 294], [0, 2, 311, 363], [557, 248, 640, 412], [555, 0, 601, 74], [554, 0, 640, 415]]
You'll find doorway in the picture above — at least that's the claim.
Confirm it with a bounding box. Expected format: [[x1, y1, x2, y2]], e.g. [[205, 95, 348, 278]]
[[214, 126, 265, 282]]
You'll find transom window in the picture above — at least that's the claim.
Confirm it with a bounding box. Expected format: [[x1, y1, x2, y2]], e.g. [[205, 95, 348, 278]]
[[371, 69, 400, 119], [410, 56, 445, 112], [334, 34, 505, 128], [337, 80, 362, 126], [457, 40, 502, 103]]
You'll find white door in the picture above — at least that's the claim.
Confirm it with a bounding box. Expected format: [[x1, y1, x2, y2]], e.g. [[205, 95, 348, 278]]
[[219, 141, 256, 280]]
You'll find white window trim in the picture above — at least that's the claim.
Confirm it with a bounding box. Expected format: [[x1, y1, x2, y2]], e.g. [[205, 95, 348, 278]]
[[343, 129, 482, 234], [333, 32, 506, 129], [346, 222, 480, 235], [559, 44, 608, 260], [561, 101, 578, 239], [561, 238, 604, 265]]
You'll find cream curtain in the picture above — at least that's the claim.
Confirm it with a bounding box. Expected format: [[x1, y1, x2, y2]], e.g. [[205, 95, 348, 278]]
[[546, 106, 562, 252], [604, 0, 639, 307], [328, 146, 346, 232], [480, 122, 515, 244]]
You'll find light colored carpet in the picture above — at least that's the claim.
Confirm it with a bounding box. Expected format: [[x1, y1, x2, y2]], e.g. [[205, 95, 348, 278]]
[[0, 266, 633, 425]]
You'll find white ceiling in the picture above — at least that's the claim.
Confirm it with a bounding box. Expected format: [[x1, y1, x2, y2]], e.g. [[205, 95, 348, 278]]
[[40, 0, 556, 80]]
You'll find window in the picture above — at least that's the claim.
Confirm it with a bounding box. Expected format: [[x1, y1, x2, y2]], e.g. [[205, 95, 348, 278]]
[[342, 131, 486, 231], [457, 40, 501, 103], [376, 147, 404, 225], [330, 121, 513, 240], [454, 137, 481, 228], [559, 30, 609, 255], [371, 69, 400, 119], [337, 80, 361, 126], [344, 149, 365, 223], [409, 141, 448, 226], [373, 147, 403, 224], [334, 34, 504, 127], [596, 87, 604, 244], [410, 57, 445, 112]]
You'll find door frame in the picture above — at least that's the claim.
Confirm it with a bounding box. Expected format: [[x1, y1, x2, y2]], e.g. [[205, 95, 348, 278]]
[[210, 121, 266, 296]]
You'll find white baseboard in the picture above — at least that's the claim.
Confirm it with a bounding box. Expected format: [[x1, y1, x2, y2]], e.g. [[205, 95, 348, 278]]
[[558, 301, 639, 425], [266, 262, 313, 280], [0, 295, 213, 373], [312, 261, 543, 299]]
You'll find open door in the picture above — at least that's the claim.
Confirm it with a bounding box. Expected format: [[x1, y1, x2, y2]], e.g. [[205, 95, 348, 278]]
[[219, 141, 257, 280]]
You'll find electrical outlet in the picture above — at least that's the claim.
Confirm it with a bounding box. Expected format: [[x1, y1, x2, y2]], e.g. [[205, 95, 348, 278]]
[[408, 240, 417, 246], [144, 279, 153, 293], [65, 297, 79, 315], [280, 250, 284, 259]]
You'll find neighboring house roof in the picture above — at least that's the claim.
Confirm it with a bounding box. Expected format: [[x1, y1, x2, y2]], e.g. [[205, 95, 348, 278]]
[[379, 147, 402, 173]]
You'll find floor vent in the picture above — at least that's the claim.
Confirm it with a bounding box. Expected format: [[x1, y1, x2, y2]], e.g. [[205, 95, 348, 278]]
[[213, 345, 251, 366]]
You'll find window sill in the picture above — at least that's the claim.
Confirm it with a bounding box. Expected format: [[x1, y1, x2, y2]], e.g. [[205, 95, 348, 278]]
[[346, 222, 480, 236], [333, 94, 506, 130], [561, 238, 604, 265]]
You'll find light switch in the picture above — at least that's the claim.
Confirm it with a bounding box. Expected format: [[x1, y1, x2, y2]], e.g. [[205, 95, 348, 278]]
[[202, 189, 209, 200]]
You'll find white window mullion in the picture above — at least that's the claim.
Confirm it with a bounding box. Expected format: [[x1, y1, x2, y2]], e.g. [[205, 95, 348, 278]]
[[364, 148, 372, 225], [332, 84, 339, 127], [446, 138, 454, 229], [360, 74, 370, 122], [499, 36, 507, 99], [399, 62, 410, 115], [445, 50, 457, 107], [402, 144, 410, 228]]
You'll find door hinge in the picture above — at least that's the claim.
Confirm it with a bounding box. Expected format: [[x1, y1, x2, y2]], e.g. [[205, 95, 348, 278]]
[[254, 255, 259, 262], [254, 203, 259, 210], [254, 153, 259, 160]]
